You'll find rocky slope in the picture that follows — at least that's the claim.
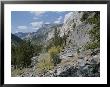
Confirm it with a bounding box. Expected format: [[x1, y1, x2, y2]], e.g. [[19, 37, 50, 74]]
[[44, 49, 100, 77], [13, 48, 99, 77], [12, 11, 100, 77], [39, 11, 100, 77]]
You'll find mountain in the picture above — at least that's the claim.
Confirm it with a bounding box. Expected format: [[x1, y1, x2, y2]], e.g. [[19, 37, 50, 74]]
[[12, 11, 100, 77], [15, 23, 63, 45], [14, 32, 29, 39], [11, 33, 23, 46]]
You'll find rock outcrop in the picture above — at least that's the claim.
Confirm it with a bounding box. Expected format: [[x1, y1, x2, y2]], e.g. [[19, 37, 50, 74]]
[[43, 11, 100, 77], [44, 48, 100, 77]]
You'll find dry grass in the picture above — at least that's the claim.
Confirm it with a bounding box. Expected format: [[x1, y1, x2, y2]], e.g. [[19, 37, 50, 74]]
[[35, 53, 54, 74], [11, 68, 24, 77]]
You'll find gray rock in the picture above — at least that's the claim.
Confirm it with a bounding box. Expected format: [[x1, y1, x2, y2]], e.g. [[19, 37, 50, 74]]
[[77, 59, 86, 67]]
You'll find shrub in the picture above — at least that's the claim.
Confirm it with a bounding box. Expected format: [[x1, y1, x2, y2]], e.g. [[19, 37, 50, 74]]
[[77, 48, 80, 53], [36, 54, 54, 74], [73, 23, 76, 28], [33, 44, 43, 56], [84, 41, 100, 50], [11, 68, 23, 77], [48, 47, 61, 66], [80, 12, 89, 22]]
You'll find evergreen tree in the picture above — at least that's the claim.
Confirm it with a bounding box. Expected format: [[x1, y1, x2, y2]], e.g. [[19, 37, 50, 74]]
[[11, 41, 34, 68]]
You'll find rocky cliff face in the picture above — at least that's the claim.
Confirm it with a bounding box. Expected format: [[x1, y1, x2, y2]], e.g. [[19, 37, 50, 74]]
[[66, 23, 93, 48], [58, 12, 94, 59], [60, 12, 83, 37], [59, 12, 94, 48], [42, 11, 100, 77]]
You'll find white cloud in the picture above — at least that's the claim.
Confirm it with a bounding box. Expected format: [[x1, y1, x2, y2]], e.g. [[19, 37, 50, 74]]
[[54, 16, 63, 24], [15, 26, 28, 33], [45, 22, 50, 24], [55, 11, 65, 13], [33, 17, 39, 20], [30, 21, 43, 29], [54, 21, 59, 24], [32, 27, 39, 30], [30, 11, 46, 16], [17, 26, 27, 30], [63, 12, 73, 23]]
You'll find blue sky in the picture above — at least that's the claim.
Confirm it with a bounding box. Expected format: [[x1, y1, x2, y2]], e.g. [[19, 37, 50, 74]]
[[11, 11, 72, 33]]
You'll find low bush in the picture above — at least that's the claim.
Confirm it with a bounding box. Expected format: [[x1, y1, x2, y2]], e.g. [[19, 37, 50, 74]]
[[36, 54, 54, 74], [84, 41, 100, 50], [11, 68, 23, 77], [73, 23, 76, 28], [48, 46, 61, 66]]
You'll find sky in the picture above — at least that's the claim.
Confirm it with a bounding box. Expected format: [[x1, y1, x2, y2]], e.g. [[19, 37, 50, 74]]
[[11, 11, 72, 33]]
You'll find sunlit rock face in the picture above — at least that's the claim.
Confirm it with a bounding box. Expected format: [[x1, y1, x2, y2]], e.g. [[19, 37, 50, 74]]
[[58, 11, 95, 62], [60, 12, 83, 37], [59, 12, 91, 49]]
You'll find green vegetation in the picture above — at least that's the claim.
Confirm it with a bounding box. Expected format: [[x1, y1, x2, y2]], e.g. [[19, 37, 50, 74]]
[[77, 48, 80, 53], [11, 68, 23, 77], [36, 53, 54, 74], [35, 28, 63, 74], [11, 41, 34, 68], [36, 46, 61, 74], [11, 11, 100, 77], [52, 27, 67, 48], [46, 28, 65, 51], [73, 23, 76, 28], [84, 42, 99, 50], [80, 12, 90, 22], [48, 46, 61, 66], [53, 28, 64, 47], [11, 34, 23, 46], [81, 11, 100, 50], [12, 27, 64, 72], [33, 44, 44, 56]]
